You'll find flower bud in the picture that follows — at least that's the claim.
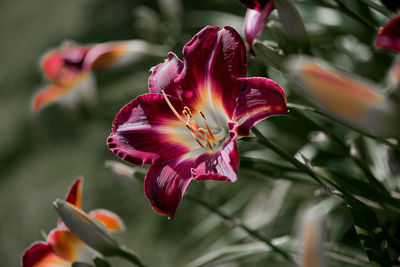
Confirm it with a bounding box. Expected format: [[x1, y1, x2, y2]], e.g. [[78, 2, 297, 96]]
[[287, 56, 400, 138], [53, 199, 119, 256]]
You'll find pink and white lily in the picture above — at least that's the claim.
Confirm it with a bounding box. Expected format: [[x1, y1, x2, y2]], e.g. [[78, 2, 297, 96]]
[[107, 25, 288, 218], [22, 179, 124, 266]]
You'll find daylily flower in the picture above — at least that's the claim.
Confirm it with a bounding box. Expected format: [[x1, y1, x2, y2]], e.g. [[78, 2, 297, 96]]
[[32, 40, 166, 112], [240, 0, 275, 53], [107, 25, 288, 218], [375, 14, 400, 52], [287, 56, 400, 138], [22, 178, 124, 266]]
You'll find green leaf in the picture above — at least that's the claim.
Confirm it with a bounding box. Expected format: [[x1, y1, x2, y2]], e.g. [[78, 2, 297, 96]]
[[93, 257, 112, 267], [345, 195, 392, 266], [273, 0, 310, 53], [185, 239, 291, 267]]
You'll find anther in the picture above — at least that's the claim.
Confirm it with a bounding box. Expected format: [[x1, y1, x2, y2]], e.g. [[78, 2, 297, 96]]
[[184, 107, 192, 117]]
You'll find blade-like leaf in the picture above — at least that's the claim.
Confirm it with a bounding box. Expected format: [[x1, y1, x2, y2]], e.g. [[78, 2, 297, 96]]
[[253, 40, 287, 72], [345, 195, 392, 266], [273, 0, 310, 52]]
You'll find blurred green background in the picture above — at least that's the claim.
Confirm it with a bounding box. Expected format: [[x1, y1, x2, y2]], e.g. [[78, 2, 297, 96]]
[[1, 0, 398, 266]]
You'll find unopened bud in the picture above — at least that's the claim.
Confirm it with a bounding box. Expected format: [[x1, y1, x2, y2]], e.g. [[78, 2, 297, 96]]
[[53, 199, 119, 256]]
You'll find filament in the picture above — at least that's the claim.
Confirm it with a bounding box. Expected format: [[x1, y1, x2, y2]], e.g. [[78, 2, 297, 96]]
[[161, 90, 186, 124], [162, 91, 214, 150]]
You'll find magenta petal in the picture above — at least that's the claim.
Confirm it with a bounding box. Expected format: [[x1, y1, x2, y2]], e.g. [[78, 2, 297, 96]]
[[233, 77, 288, 136], [23, 242, 50, 267], [144, 126, 239, 218], [193, 125, 239, 182], [65, 178, 82, 209], [144, 159, 194, 218], [244, 2, 275, 53], [108, 93, 191, 166], [376, 14, 400, 52], [148, 52, 184, 99], [175, 26, 246, 118], [22, 242, 69, 267]]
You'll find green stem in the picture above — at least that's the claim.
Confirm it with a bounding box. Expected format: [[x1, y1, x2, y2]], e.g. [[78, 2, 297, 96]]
[[287, 103, 400, 152], [252, 127, 323, 185], [115, 246, 146, 267], [186, 195, 297, 265]]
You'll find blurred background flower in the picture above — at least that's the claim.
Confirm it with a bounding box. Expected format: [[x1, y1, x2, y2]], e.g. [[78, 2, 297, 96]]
[[32, 39, 167, 112]]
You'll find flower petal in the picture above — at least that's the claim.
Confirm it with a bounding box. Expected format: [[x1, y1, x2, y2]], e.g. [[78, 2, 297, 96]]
[[22, 242, 70, 267], [48, 228, 98, 263], [375, 14, 400, 52], [144, 159, 194, 218], [90, 40, 167, 69], [233, 77, 288, 136], [89, 209, 125, 231], [41, 46, 90, 84], [175, 26, 247, 118], [192, 125, 239, 182], [32, 84, 67, 112], [32, 73, 94, 112], [240, 0, 270, 10], [288, 56, 400, 137], [65, 178, 82, 209], [244, 2, 275, 53], [148, 52, 184, 99], [144, 126, 239, 218], [108, 93, 199, 166]]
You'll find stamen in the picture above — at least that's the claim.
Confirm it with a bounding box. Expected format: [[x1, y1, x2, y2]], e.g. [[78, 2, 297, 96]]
[[183, 106, 202, 130], [200, 111, 216, 141], [186, 125, 206, 148], [161, 91, 215, 150], [161, 90, 186, 124], [198, 128, 214, 150], [183, 106, 192, 117]]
